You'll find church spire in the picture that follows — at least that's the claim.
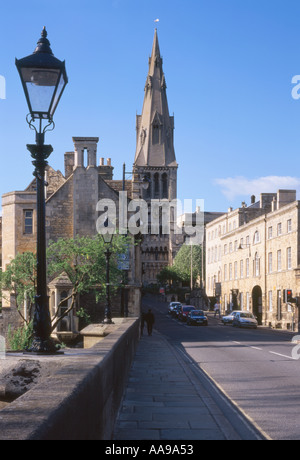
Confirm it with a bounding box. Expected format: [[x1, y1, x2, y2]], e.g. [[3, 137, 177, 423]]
[[134, 29, 177, 168]]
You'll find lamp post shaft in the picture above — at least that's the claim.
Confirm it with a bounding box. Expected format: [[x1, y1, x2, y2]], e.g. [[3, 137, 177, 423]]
[[36, 133, 48, 305], [103, 248, 113, 324], [26, 132, 56, 353]]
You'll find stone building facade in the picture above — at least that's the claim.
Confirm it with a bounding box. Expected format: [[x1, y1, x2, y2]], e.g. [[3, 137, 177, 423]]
[[206, 190, 300, 330], [1, 137, 142, 335]]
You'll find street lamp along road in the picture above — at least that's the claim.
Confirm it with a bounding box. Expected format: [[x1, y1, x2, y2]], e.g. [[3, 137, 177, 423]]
[[16, 26, 67, 122], [101, 231, 114, 325], [15, 27, 68, 354]]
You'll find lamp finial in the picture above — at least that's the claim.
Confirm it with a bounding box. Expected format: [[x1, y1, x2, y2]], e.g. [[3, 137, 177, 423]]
[[34, 26, 53, 55]]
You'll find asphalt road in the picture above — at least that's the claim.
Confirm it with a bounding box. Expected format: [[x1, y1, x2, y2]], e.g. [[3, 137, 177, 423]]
[[142, 296, 300, 441]]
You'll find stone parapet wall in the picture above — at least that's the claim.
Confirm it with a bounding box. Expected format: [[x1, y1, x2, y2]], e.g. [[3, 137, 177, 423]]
[[0, 318, 139, 440]]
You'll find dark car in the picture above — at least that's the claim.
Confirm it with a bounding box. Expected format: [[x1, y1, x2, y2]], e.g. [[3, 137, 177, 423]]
[[187, 310, 208, 326], [178, 305, 196, 322]]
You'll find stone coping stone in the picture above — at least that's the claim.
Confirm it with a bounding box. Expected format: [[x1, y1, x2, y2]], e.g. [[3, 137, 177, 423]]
[[81, 317, 125, 337]]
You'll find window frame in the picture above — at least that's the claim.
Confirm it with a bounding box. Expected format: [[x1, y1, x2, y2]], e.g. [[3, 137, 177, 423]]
[[24, 209, 34, 235]]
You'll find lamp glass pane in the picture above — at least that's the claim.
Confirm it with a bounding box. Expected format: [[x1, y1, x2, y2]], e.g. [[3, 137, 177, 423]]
[[50, 72, 66, 117], [102, 232, 114, 244], [21, 67, 60, 115]]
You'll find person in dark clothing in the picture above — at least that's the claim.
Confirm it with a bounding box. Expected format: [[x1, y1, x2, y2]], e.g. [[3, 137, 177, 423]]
[[146, 309, 155, 336]]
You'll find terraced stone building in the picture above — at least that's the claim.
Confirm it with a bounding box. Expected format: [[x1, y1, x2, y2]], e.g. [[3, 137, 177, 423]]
[[206, 190, 300, 330]]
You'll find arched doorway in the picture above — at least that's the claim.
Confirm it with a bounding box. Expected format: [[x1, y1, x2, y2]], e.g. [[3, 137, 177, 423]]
[[252, 286, 263, 325]]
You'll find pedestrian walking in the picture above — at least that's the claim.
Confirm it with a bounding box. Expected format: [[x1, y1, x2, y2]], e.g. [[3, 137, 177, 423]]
[[146, 309, 155, 336], [214, 301, 221, 319]]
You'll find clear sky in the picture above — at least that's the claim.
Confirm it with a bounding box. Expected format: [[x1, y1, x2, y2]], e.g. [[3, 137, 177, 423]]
[[1, 0, 300, 214]]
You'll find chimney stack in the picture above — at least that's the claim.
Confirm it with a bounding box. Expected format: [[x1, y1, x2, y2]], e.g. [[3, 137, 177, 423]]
[[98, 157, 114, 180]]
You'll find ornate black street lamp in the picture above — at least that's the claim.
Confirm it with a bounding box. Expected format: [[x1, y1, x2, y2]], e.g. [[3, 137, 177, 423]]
[[16, 27, 68, 353], [101, 232, 114, 324]]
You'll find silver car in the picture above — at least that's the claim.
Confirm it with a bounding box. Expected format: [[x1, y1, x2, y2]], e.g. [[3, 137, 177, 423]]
[[168, 302, 182, 314], [222, 310, 241, 325], [232, 312, 258, 329]]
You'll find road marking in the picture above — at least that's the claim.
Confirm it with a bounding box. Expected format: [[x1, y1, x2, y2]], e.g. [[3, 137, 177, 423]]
[[232, 342, 293, 359], [269, 351, 295, 360]]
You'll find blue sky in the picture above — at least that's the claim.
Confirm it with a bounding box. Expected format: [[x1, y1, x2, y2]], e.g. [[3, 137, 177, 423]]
[[1, 0, 300, 213]]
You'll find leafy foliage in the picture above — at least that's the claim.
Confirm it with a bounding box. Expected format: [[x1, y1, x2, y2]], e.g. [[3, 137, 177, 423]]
[[174, 244, 202, 286], [47, 234, 129, 330], [2, 252, 36, 324], [157, 266, 182, 285], [157, 244, 202, 288], [2, 234, 130, 332], [7, 321, 33, 351]]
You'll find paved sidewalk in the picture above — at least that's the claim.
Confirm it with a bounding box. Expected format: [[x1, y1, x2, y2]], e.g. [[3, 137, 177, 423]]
[[113, 330, 263, 441]]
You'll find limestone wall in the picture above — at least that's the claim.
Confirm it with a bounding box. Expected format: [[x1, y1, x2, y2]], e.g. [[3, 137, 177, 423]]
[[0, 318, 139, 440]]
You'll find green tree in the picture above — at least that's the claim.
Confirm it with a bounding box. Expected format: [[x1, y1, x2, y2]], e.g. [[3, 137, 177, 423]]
[[157, 266, 182, 286], [173, 245, 202, 288], [2, 234, 129, 332], [2, 251, 37, 325], [157, 245, 203, 289], [47, 234, 128, 331]]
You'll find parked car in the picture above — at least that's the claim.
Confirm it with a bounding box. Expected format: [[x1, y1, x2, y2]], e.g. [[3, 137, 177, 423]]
[[178, 305, 196, 322], [168, 302, 182, 314], [187, 310, 208, 326], [232, 312, 258, 329], [171, 304, 182, 318], [222, 310, 241, 325]]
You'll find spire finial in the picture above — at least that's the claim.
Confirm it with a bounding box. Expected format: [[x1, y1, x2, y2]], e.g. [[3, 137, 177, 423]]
[[41, 26, 47, 38]]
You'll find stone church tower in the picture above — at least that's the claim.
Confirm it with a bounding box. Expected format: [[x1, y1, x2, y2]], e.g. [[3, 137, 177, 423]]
[[133, 29, 179, 285]]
